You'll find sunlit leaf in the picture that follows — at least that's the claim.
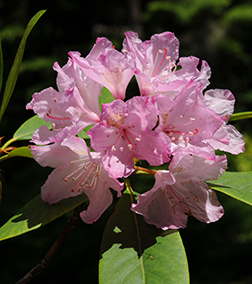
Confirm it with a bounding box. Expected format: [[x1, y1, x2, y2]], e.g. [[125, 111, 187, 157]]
[[0, 193, 88, 241], [99, 87, 114, 110], [13, 114, 51, 141], [99, 192, 189, 284], [229, 111, 252, 121], [0, 147, 33, 162], [207, 171, 252, 206], [0, 10, 46, 122]]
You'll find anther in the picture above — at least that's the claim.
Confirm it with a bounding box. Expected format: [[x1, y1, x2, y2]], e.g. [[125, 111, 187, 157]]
[[128, 144, 133, 151]]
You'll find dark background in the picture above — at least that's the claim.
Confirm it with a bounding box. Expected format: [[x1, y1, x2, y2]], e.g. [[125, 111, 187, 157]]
[[1, 0, 252, 283]]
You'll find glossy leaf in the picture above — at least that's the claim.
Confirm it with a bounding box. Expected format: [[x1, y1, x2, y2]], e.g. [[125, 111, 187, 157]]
[[229, 111, 252, 121], [13, 114, 51, 141], [99, 193, 189, 284], [99, 87, 115, 110], [0, 193, 88, 241], [0, 147, 33, 162], [207, 171, 252, 206], [0, 10, 46, 122]]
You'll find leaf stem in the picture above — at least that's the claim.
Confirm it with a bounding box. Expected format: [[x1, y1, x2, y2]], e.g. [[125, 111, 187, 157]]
[[13, 205, 83, 284], [1, 137, 16, 150]]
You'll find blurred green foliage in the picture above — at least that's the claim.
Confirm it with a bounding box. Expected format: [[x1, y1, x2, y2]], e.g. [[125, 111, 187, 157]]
[[1, 0, 252, 283]]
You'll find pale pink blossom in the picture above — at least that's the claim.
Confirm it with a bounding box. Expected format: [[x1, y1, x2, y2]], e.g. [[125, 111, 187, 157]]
[[88, 96, 170, 178], [132, 153, 227, 230], [31, 137, 123, 224], [69, 37, 134, 100], [122, 31, 210, 97], [203, 89, 245, 154], [152, 81, 224, 159], [27, 59, 101, 145]]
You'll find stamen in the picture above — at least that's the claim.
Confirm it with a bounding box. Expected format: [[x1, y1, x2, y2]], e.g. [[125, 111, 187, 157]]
[[124, 130, 134, 150], [150, 48, 168, 77], [47, 109, 71, 120], [170, 118, 196, 129], [68, 162, 101, 193], [167, 185, 190, 215], [175, 182, 199, 202], [87, 164, 101, 189]]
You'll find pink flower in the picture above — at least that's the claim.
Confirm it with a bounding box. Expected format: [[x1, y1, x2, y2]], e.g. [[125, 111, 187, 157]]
[[152, 81, 224, 160], [88, 96, 170, 178], [131, 153, 227, 230], [69, 37, 134, 100], [122, 31, 210, 97], [31, 137, 123, 224], [203, 89, 245, 154], [27, 59, 101, 145]]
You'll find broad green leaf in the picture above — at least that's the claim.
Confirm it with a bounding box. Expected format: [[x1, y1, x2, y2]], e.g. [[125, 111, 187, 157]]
[[0, 193, 88, 241], [0, 146, 33, 162], [229, 111, 252, 121], [207, 171, 252, 206], [0, 10, 46, 122], [99, 193, 189, 284], [0, 35, 3, 94], [99, 87, 114, 110], [13, 114, 51, 141]]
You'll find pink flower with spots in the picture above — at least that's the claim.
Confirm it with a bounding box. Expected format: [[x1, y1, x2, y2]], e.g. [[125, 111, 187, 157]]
[[27, 58, 101, 145], [122, 31, 211, 97], [69, 37, 134, 100], [88, 96, 170, 178], [152, 81, 224, 160], [31, 137, 123, 224], [132, 153, 227, 230]]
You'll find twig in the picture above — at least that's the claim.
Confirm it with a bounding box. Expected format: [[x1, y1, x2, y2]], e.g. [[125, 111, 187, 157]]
[[13, 204, 83, 284]]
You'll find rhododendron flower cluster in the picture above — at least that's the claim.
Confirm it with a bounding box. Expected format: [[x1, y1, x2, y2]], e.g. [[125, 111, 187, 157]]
[[27, 31, 245, 230]]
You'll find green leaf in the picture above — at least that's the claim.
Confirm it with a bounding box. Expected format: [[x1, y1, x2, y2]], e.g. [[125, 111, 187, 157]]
[[0, 10, 46, 122], [13, 114, 51, 141], [99, 193, 189, 284], [0, 35, 3, 94], [207, 171, 252, 206], [229, 111, 252, 121], [0, 147, 33, 162], [99, 87, 115, 110], [0, 193, 88, 241]]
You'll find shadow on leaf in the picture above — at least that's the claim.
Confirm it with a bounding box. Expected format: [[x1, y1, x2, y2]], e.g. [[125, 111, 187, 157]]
[[100, 193, 177, 258]]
